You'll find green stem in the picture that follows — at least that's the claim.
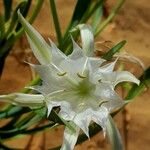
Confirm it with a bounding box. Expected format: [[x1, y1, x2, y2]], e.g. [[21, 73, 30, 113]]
[[49, 0, 62, 47], [95, 0, 125, 36]]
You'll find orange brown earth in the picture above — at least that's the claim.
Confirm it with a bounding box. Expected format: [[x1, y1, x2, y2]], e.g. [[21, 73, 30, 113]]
[[0, 0, 150, 150]]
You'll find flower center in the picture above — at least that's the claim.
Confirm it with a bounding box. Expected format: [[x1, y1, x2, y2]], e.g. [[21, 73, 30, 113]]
[[75, 79, 95, 97]]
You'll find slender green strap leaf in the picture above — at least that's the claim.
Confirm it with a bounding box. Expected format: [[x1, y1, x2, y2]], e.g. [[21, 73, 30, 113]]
[[106, 115, 123, 150], [102, 40, 126, 60], [0, 14, 5, 40], [49, 0, 62, 47], [15, 0, 32, 31], [6, 1, 27, 36], [0, 106, 29, 119], [62, 0, 104, 53], [28, 0, 43, 23], [95, 0, 125, 36], [92, 4, 103, 33], [3, 0, 12, 22], [126, 67, 150, 100], [70, 0, 91, 28]]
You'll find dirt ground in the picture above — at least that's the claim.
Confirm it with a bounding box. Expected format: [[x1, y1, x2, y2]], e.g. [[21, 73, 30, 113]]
[[0, 0, 150, 149]]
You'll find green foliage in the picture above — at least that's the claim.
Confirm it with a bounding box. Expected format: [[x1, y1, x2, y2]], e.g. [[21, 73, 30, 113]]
[[0, 0, 44, 75], [102, 40, 126, 60]]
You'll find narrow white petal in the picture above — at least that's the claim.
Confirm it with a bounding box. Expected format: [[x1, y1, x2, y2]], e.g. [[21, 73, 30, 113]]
[[59, 102, 76, 120], [79, 24, 94, 56], [98, 59, 117, 73], [60, 57, 87, 80], [91, 60, 117, 84], [73, 109, 92, 138], [88, 57, 105, 73], [18, 12, 51, 65], [92, 107, 109, 132], [30, 64, 66, 95], [49, 39, 67, 65], [61, 123, 80, 150], [0, 93, 44, 108], [46, 101, 62, 117], [95, 83, 121, 101], [94, 83, 124, 111], [68, 37, 84, 60], [101, 71, 140, 87]]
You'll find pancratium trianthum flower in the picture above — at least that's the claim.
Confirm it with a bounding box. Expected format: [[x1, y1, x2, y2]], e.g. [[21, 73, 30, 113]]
[[0, 12, 140, 150]]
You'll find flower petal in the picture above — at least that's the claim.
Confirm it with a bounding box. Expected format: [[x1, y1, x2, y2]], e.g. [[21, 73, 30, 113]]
[[88, 57, 105, 73], [98, 59, 117, 73], [91, 60, 117, 84], [30, 64, 62, 95], [0, 93, 44, 108], [18, 11, 51, 65], [92, 106, 109, 133], [68, 37, 84, 60], [73, 109, 92, 138], [60, 122, 80, 150], [94, 83, 124, 111], [79, 24, 94, 56], [59, 102, 76, 120], [49, 39, 67, 66], [101, 71, 140, 87]]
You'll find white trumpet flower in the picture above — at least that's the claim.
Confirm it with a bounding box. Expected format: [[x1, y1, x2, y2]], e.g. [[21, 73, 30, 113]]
[[0, 12, 140, 150]]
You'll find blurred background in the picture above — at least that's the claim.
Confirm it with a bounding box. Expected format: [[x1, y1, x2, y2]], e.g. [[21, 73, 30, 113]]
[[0, 0, 150, 149]]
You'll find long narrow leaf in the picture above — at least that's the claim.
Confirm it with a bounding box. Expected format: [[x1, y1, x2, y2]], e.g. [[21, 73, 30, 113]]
[[0, 14, 5, 40], [3, 0, 12, 21], [102, 40, 126, 60], [15, 0, 32, 31], [6, 1, 27, 36], [92, 4, 103, 33]]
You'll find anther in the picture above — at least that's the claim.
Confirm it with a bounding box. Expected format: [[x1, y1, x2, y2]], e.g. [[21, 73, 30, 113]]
[[57, 72, 67, 76]]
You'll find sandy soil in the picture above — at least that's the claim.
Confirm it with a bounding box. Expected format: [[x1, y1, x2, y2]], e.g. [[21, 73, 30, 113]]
[[0, 0, 150, 149]]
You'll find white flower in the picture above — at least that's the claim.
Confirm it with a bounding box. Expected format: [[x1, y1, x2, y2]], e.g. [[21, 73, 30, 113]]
[[0, 12, 140, 150]]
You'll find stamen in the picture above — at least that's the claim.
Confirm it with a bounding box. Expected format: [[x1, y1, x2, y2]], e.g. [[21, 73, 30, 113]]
[[77, 73, 86, 79], [57, 72, 67, 76], [99, 100, 108, 107]]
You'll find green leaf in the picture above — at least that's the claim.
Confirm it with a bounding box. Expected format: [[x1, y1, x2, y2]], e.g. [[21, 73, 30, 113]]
[[6, 1, 27, 36], [49, 0, 62, 47], [0, 14, 5, 40], [3, 0, 12, 22], [95, 0, 125, 36], [0, 105, 29, 119], [70, 0, 91, 28], [102, 40, 126, 60], [15, 0, 32, 31], [18, 11, 52, 65], [92, 4, 103, 34], [106, 115, 123, 150], [126, 67, 150, 100]]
